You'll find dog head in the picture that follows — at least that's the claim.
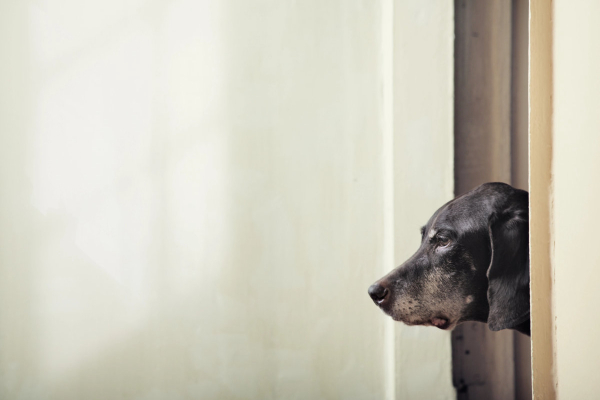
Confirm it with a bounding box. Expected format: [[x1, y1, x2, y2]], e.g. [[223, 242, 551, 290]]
[[368, 182, 530, 332]]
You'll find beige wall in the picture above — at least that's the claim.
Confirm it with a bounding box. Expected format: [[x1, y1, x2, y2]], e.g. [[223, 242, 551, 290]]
[[553, 1, 600, 398], [0, 1, 454, 399], [393, 2, 455, 399], [531, 1, 600, 399]]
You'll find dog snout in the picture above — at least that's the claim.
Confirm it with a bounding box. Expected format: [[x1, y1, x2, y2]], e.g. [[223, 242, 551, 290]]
[[368, 282, 389, 304]]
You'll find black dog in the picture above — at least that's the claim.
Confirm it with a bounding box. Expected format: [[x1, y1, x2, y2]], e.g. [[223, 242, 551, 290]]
[[368, 182, 530, 336]]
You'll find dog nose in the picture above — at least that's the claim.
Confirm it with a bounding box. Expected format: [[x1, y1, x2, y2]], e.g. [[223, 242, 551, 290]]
[[368, 282, 389, 303]]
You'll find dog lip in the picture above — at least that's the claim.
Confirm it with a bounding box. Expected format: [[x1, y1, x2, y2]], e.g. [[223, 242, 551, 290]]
[[430, 317, 450, 329], [387, 313, 453, 330]]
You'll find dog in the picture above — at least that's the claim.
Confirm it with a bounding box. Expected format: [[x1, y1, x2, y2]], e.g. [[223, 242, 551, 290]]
[[368, 182, 530, 336]]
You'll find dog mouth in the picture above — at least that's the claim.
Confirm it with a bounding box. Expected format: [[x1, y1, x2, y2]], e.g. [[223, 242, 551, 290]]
[[389, 313, 452, 330], [376, 298, 453, 330], [430, 317, 450, 330]]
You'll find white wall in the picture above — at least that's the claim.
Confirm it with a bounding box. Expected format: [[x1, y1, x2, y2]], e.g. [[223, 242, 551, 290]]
[[553, 1, 600, 398], [393, 2, 455, 400], [0, 1, 454, 399], [532, 1, 600, 398]]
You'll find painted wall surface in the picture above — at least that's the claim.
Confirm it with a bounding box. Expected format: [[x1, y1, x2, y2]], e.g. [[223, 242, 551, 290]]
[[0, 1, 454, 399], [393, 2, 455, 400], [553, 1, 600, 398]]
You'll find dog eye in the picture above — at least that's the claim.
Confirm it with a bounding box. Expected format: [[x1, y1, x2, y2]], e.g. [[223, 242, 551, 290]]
[[437, 237, 451, 247]]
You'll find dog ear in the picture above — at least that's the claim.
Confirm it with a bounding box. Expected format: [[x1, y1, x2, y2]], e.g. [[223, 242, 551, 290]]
[[486, 210, 530, 331]]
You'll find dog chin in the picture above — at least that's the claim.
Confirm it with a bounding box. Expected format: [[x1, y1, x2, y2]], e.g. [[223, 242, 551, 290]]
[[391, 314, 456, 330], [388, 314, 423, 326]]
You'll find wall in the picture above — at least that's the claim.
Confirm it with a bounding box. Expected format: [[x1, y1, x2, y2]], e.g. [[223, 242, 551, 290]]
[[552, 1, 600, 399], [0, 1, 454, 399], [531, 1, 600, 398], [393, 2, 455, 399]]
